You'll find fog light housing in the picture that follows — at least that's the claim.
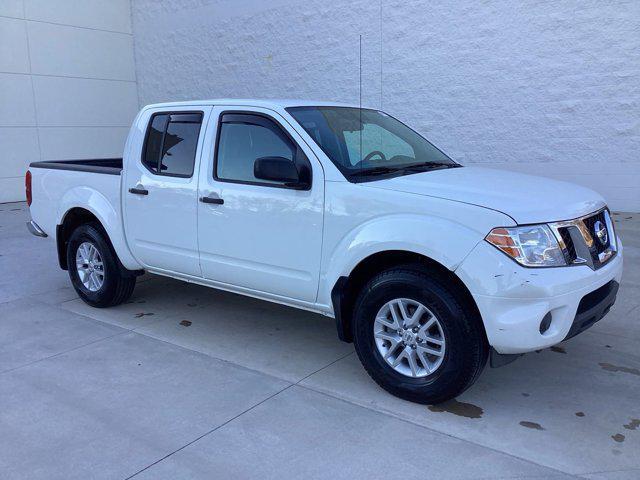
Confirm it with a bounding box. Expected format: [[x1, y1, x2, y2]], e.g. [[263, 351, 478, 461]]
[[539, 312, 552, 334]]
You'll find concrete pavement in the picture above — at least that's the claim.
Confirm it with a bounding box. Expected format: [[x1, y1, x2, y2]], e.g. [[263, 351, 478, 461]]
[[1, 202, 638, 479]]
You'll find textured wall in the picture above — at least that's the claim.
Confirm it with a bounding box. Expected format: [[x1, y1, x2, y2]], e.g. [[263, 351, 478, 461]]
[[0, 0, 137, 202], [132, 0, 636, 211]]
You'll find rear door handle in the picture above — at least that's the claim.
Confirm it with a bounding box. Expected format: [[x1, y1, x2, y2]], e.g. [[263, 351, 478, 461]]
[[129, 186, 149, 195], [200, 193, 224, 205]]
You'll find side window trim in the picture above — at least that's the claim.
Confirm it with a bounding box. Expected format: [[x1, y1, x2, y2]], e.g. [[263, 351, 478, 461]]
[[141, 110, 204, 179], [213, 110, 312, 190]]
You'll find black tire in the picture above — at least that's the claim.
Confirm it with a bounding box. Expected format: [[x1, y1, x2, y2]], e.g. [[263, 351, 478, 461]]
[[352, 266, 488, 404], [66, 223, 136, 307]]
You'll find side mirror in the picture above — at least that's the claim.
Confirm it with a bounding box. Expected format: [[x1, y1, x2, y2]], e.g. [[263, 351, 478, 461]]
[[254, 156, 307, 188]]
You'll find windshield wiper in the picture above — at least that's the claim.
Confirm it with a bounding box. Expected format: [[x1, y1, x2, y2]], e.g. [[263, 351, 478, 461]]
[[348, 162, 459, 179], [348, 166, 403, 177], [400, 162, 459, 172]]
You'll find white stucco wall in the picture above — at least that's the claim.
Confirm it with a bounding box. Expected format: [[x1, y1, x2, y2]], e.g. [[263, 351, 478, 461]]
[[132, 0, 639, 211], [0, 0, 137, 202]]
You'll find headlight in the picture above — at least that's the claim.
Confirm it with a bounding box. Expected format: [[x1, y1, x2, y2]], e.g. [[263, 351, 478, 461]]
[[485, 224, 566, 267]]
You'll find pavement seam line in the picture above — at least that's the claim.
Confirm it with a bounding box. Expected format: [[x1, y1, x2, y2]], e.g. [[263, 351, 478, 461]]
[[584, 328, 640, 345], [577, 466, 640, 477], [295, 384, 582, 479], [127, 329, 299, 384], [293, 350, 356, 385], [118, 346, 353, 478], [123, 384, 295, 480], [0, 329, 129, 375], [480, 472, 576, 480], [0, 300, 165, 375]]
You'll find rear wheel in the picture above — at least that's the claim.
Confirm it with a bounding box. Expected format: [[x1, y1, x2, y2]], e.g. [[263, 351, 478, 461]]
[[66, 223, 136, 307], [352, 266, 488, 404]]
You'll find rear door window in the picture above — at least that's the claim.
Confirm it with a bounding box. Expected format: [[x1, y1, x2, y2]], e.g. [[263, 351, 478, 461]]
[[143, 114, 168, 173], [142, 112, 203, 177]]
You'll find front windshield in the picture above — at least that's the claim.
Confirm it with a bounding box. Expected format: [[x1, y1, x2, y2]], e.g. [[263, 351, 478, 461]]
[[287, 106, 458, 180]]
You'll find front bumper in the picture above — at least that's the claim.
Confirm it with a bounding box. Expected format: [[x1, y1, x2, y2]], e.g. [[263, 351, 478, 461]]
[[564, 279, 618, 340], [455, 238, 623, 354]]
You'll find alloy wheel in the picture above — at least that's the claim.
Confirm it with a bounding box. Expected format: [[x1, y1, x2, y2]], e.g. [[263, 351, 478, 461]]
[[373, 298, 446, 378], [75, 242, 105, 292]]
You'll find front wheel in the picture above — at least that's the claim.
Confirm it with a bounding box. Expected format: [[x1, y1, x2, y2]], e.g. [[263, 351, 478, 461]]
[[352, 266, 488, 404], [66, 223, 136, 307]]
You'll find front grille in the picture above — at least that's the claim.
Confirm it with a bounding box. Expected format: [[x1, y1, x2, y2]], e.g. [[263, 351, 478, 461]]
[[550, 208, 617, 270], [583, 210, 609, 254], [558, 228, 577, 263]]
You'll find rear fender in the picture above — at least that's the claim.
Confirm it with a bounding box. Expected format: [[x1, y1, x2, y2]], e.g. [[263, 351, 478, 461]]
[[57, 187, 140, 270]]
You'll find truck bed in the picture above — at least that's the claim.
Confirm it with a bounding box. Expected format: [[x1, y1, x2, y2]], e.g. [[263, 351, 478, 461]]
[[28, 157, 126, 252], [30, 158, 123, 175]]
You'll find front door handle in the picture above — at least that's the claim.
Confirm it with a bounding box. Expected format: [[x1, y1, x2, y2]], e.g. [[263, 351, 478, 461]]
[[200, 193, 224, 205], [129, 186, 149, 195]]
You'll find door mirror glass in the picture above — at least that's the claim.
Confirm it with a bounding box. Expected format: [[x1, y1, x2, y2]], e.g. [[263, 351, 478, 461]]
[[254, 156, 300, 185]]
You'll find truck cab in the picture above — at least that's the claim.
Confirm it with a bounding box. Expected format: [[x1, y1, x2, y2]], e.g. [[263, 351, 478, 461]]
[[123, 105, 324, 304]]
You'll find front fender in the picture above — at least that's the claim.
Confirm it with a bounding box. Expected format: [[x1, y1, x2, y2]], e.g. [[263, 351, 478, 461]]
[[57, 187, 140, 270], [318, 214, 485, 309]]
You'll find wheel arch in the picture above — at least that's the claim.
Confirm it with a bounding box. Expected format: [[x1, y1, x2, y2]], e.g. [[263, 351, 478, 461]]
[[330, 250, 485, 344], [57, 207, 98, 269], [56, 206, 141, 275], [55, 186, 141, 271]]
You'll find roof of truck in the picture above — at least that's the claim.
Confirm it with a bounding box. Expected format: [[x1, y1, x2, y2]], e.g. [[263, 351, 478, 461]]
[[143, 99, 365, 110]]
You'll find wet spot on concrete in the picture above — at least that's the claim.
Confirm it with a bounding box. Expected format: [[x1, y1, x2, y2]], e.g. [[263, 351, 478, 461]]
[[575, 412, 585, 417], [599, 362, 640, 376], [134, 312, 155, 318], [519, 421, 544, 430], [612, 433, 625, 443], [623, 419, 640, 431], [179, 320, 192, 327], [550, 346, 566, 354], [605, 345, 612, 348], [612, 449, 622, 456], [428, 399, 483, 419], [522, 393, 530, 397]]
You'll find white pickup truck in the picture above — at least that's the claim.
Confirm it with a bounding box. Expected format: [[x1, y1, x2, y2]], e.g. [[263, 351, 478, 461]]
[[26, 99, 622, 403]]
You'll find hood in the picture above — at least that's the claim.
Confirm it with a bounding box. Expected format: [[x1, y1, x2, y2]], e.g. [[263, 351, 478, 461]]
[[365, 167, 606, 224]]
